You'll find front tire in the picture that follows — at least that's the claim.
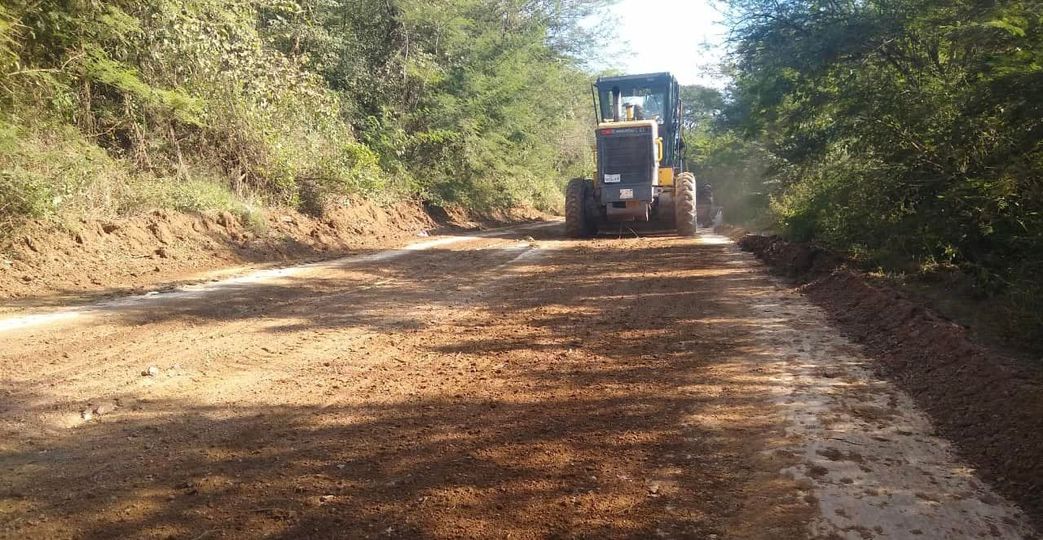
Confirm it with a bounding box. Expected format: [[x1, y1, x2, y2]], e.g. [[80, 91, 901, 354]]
[[565, 178, 597, 238], [675, 172, 697, 236]]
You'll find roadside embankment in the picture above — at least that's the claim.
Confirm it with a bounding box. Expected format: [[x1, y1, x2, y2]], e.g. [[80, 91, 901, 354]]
[[739, 233, 1043, 530], [0, 202, 543, 307]]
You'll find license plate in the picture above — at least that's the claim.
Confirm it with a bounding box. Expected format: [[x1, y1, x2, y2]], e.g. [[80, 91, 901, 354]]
[[604, 174, 621, 183], [619, 188, 634, 200]]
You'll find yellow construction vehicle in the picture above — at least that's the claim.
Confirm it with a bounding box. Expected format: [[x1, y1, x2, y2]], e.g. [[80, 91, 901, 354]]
[[565, 72, 698, 237]]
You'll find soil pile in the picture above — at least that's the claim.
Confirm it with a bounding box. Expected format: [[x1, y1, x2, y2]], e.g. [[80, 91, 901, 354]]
[[739, 233, 1043, 529], [0, 202, 543, 305]]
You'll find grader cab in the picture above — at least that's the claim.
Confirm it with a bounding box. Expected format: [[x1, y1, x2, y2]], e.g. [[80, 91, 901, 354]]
[[565, 72, 712, 238]]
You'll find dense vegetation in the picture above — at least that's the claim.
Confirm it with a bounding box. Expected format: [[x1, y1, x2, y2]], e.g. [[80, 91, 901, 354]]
[[684, 0, 1043, 347], [0, 0, 610, 229]]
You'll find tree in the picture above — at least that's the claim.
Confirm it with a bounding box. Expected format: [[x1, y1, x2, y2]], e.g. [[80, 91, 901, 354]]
[[722, 0, 1043, 344]]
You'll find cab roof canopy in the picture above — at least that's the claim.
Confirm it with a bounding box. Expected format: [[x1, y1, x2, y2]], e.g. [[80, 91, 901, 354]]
[[595, 72, 676, 86]]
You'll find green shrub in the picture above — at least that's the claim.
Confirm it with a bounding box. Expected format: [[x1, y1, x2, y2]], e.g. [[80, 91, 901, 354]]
[[0, 169, 53, 221], [0, 0, 609, 229]]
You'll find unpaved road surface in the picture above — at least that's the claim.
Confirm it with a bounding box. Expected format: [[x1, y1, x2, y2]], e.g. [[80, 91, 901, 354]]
[[0, 225, 1036, 539]]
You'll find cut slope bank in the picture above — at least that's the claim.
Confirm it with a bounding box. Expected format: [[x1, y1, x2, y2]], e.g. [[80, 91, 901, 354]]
[[0, 202, 542, 307]]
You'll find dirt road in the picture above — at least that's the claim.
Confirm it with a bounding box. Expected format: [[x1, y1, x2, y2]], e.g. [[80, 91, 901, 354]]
[[0, 224, 1036, 539]]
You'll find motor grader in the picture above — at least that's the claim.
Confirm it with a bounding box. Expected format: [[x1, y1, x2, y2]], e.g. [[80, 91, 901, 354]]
[[566, 72, 710, 237]]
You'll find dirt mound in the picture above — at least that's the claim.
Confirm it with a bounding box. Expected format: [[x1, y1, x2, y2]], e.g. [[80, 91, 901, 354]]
[[710, 224, 749, 241], [422, 201, 546, 232], [0, 201, 442, 305], [737, 234, 843, 278], [740, 234, 1043, 528]]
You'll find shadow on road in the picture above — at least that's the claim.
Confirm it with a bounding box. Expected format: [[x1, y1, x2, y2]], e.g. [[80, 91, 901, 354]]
[[0, 231, 812, 538]]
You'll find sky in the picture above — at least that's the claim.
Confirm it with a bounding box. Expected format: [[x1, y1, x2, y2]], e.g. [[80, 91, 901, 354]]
[[600, 0, 729, 88]]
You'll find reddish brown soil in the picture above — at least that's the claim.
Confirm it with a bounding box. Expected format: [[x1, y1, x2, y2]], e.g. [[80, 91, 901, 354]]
[[4, 226, 1037, 538], [0, 230, 816, 539], [739, 234, 1043, 530], [0, 203, 433, 306], [0, 202, 547, 310]]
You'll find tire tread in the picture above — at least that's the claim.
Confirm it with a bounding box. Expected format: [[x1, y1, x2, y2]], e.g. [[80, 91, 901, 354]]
[[565, 178, 594, 238], [675, 172, 697, 236]]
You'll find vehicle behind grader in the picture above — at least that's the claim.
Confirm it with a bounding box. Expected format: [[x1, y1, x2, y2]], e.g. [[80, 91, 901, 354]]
[[565, 72, 714, 237]]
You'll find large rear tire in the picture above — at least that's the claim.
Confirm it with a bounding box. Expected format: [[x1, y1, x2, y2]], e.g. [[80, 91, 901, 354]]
[[675, 172, 697, 236], [565, 178, 596, 238]]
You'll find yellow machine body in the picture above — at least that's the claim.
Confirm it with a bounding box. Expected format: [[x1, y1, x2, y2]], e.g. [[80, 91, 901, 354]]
[[658, 167, 675, 187]]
